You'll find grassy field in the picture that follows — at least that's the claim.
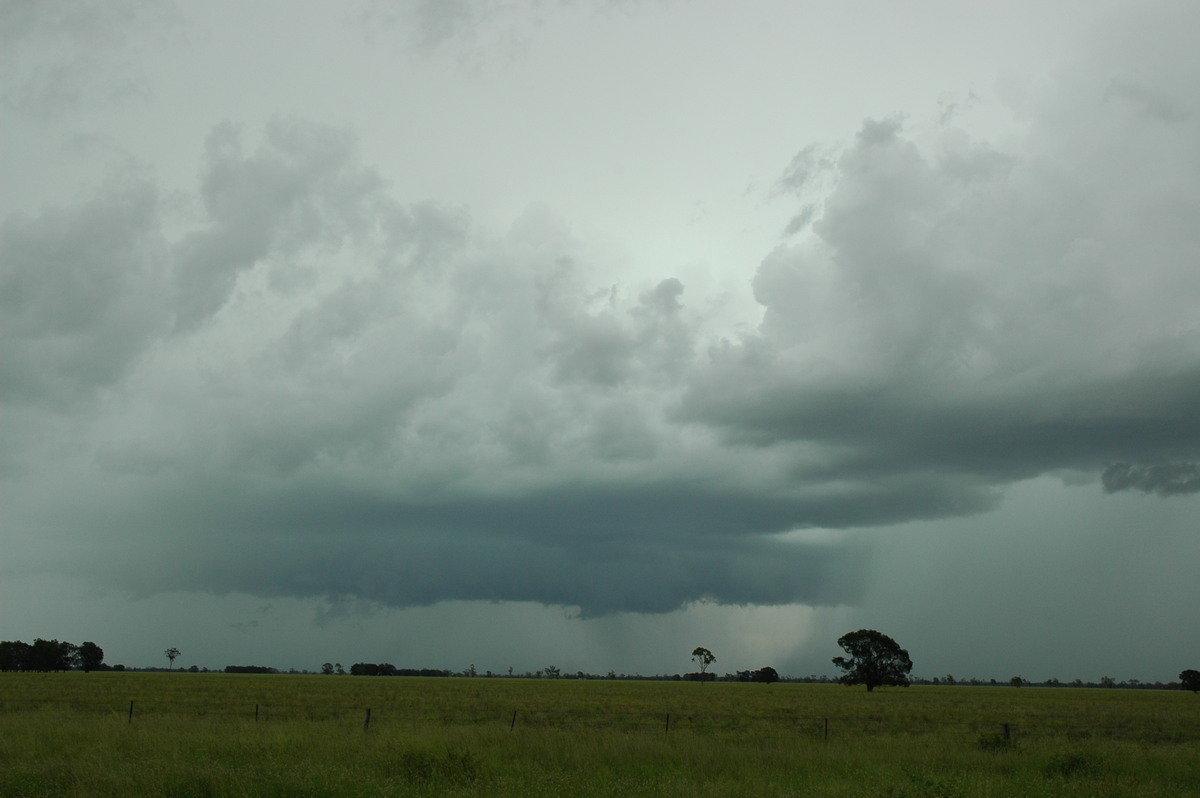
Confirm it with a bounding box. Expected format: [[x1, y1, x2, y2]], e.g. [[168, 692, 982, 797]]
[[2, 672, 1199, 796]]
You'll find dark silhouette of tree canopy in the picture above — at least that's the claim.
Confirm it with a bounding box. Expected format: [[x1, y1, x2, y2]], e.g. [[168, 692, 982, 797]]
[[753, 666, 779, 683], [1181, 669, 1200, 693], [0, 640, 32, 671], [28, 639, 74, 672], [76, 641, 105, 672], [0, 638, 111, 672], [165, 647, 181, 670], [832, 629, 913, 692]]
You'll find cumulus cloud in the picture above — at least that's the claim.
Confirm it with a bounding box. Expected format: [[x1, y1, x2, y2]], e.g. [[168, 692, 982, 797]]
[[682, 3, 1200, 525], [0, 175, 170, 406], [2, 115, 867, 615], [171, 120, 387, 331]]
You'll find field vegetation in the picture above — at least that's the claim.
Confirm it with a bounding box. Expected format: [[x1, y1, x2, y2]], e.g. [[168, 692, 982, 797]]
[[3, 672, 1199, 796]]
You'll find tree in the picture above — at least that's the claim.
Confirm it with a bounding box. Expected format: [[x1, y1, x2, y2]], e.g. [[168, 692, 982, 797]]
[[0, 640, 32, 671], [320, 662, 334, 675], [753, 666, 779, 683], [77, 641, 105, 672], [164, 647, 181, 670], [1180, 669, 1200, 693], [28, 639, 73, 672], [831, 629, 912, 692], [691, 647, 715, 675]]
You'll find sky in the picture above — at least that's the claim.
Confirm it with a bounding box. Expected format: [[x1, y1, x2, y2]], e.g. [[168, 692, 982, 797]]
[[2, 0, 1198, 682]]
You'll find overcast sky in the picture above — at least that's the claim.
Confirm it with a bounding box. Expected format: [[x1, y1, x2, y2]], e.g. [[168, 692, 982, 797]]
[[3, 0, 1198, 682]]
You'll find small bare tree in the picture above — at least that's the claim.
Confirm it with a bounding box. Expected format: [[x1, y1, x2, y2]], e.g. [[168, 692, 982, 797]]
[[164, 647, 181, 670]]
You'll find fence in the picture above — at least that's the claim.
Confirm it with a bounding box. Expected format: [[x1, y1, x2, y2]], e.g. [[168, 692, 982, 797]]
[[2, 696, 1195, 744]]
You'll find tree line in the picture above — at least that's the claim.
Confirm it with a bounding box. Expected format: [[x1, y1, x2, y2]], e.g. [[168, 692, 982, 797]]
[[5, 630, 1195, 691], [0, 639, 106, 672], [322, 662, 453, 677]]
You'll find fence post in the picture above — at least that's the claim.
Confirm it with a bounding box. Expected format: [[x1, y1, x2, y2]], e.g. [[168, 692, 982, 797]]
[[362, 707, 371, 732], [1002, 722, 1010, 741], [128, 700, 135, 724], [510, 709, 517, 731], [255, 703, 260, 722], [824, 717, 829, 741], [665, 713, 670, 734]]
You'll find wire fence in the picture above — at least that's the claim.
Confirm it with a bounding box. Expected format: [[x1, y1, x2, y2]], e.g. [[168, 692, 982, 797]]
[[2, 696, 1196, 744]]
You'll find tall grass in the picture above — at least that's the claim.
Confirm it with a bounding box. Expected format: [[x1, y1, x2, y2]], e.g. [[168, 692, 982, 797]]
[[2, 673, 1199, 796]]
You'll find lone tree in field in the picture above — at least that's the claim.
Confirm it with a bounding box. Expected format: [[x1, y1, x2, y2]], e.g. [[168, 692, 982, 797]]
[[77, 641, 105, 672], [165, 647, 181, 670], [692, 646, 715, 676], [832, 629, 912, 692], [1180, 669, 1200, 693]]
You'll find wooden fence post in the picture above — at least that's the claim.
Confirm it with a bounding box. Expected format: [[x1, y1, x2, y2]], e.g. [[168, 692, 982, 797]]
[[824, 717, 829, 741], [128, 700, 135, 724], [362, 707, 371, 732], [664, 713, 670, 734], [510, 709, 517, 731]]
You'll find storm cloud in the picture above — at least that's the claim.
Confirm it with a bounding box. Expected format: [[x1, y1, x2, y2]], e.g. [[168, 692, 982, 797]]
[[4, 113, 874, 615], [3, 1, 1199, 676], [683, 21, 1200, 523]]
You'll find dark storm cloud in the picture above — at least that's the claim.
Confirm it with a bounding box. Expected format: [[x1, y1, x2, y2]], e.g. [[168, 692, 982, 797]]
[[1102, 463, 1200, 497], [1, 115, 868, 615], [83, 480, 867, 615]]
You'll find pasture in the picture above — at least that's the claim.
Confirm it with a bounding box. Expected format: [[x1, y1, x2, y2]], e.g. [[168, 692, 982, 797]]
[[2, 672, 1199, 796]]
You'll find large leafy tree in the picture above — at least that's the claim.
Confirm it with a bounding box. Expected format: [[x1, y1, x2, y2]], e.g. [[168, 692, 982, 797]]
[[77, 641, 105, 672], [832, 629, 913, 692], [1180, 669, 1200, 693]]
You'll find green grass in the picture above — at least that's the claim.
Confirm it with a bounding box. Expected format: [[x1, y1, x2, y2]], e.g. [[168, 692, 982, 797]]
[[3, 673, 1199, 796]]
